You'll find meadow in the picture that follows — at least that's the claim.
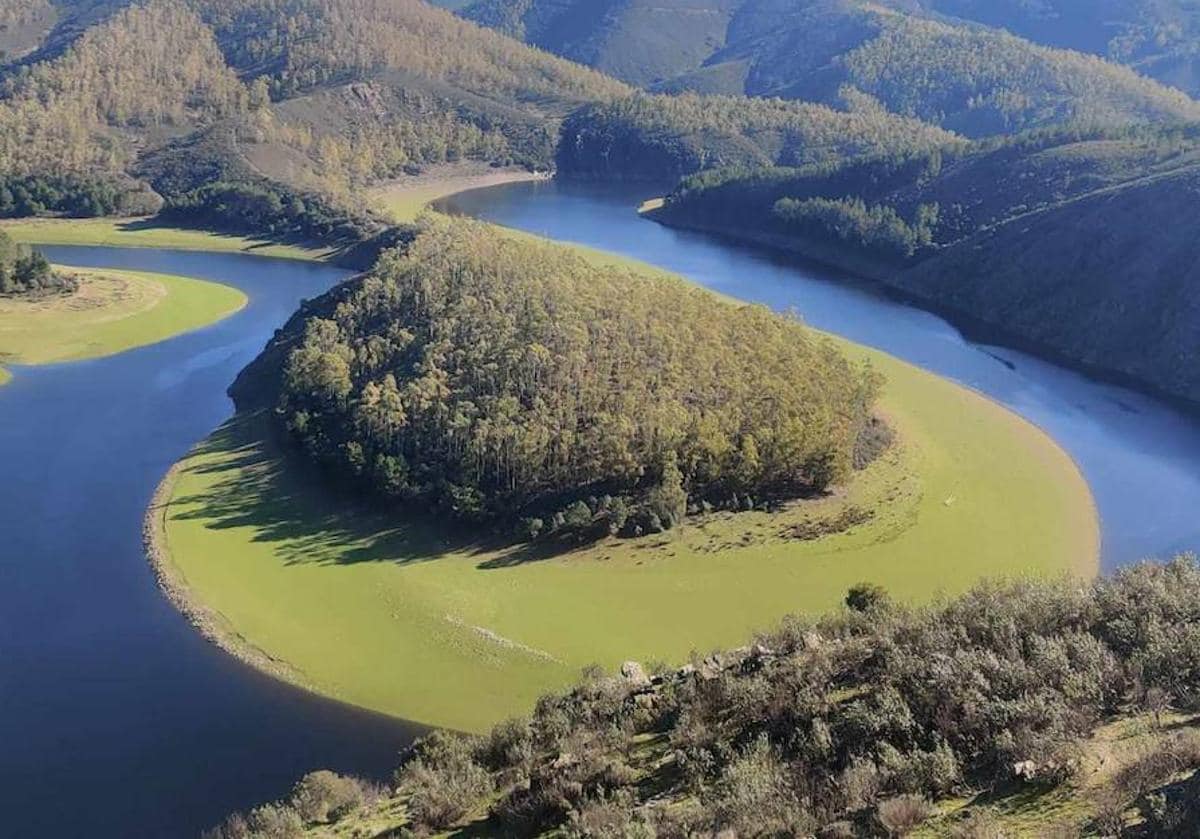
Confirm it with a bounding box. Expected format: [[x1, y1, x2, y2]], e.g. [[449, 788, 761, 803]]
[[0, 217, 328, 261], [0, 266, 246, 379]]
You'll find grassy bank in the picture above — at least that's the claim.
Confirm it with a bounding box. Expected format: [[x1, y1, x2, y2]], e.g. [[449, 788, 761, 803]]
[[369, 165, 547, 223], [1, 217, 328, 261], [0, 267, 246, 382], [153, 335, 1097, 733]]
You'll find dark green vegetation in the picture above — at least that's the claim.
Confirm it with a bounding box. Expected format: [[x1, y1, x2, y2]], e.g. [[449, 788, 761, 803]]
[[243, 219, 882, 533], [556, 92, 961, 180], [209, 557, 1200, 837], [467, 0, 1200, 137], [0, 229, 67, 295], [651, 122, 1200, 404]]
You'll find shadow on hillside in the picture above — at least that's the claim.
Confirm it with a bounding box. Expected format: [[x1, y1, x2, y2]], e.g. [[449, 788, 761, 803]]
[[165, 411, 597, 569]]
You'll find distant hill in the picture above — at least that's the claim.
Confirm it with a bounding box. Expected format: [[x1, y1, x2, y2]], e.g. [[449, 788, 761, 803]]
[[466, 0, 1200, 136]]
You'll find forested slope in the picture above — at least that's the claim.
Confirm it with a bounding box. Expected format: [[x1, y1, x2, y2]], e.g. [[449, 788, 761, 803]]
[[556, 92, 963, 180], [0, 0, 631, 241]]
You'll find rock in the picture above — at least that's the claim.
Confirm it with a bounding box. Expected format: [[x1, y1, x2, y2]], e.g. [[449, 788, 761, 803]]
[[697, 654, 724, 680], [634, 692, 658, 710], [1013, 760, 1038, 781], [621, 660, 650, 686]]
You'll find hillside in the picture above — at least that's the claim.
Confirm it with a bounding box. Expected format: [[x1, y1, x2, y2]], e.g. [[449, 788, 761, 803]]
[[205, 558, 1200, 837], [468, 0, 1200, 137], [0, 0, 631, 243], [556, 91, 963, 180], [651, 124, 1200, 405]]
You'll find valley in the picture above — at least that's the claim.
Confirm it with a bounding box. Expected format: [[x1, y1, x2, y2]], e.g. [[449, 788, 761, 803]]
[[3, 0, 1200, 835]]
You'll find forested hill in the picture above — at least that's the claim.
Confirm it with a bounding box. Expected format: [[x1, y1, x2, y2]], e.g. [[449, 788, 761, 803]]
[[556, 92, 963, 180], [0, 0, 630, 239], [235, 219, 883, 534], [466, 0, 1200, 137], [650, 124, 1200, 405]]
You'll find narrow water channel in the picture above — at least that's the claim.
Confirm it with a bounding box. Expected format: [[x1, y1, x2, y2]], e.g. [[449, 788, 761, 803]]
[[0, 247, 423, 838]]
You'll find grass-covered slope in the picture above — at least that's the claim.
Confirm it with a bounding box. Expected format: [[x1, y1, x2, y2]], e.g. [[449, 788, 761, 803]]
[[150, 221, 1095, 734], [0, 266, 245, 375]]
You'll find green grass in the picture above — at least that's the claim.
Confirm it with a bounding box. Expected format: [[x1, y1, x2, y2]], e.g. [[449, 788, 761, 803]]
[[0, 267, 247, 375], [1, 217, 329, 261], [157, 337, 1098, 733], [369, 170, 546, 223]]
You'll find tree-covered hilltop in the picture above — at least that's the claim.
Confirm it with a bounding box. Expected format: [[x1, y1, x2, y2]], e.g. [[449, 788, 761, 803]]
[[556, 92, 963, 180], [237, 220, 883, 534], [208, 557, 1200, 837], [0, 230, 70, 296], [468, 0, 1200, 137], [649, 122, 1200, 405]]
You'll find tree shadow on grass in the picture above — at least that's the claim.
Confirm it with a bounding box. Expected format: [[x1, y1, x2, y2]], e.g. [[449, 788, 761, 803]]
[[166, 409, 650, 571], [166, 411, 461, 567], [116, 218, 323, 251]]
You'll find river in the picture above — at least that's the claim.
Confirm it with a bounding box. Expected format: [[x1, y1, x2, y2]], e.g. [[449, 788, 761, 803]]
[[3, 180, 1200, 836], [0, 247, 423, 838]]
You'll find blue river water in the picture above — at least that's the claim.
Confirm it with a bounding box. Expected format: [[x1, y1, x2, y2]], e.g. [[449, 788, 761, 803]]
[[0, 248, 423, 838]]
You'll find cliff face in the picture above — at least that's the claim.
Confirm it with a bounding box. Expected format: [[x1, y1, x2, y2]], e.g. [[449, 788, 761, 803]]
[[897, 167, 1200, 404]]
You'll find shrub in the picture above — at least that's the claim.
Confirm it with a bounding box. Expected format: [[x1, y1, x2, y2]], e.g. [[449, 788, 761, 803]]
[[245, 803, 304, 839], [846, 582, 890, 612], [290, 770, 364, 823], [877, 795, 933, 836], [396, 732, 492, 831]]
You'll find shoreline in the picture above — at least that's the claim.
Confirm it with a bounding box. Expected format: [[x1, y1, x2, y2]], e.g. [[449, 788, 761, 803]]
[[369, 164, 550, 223], [144, 455, 316, 691]]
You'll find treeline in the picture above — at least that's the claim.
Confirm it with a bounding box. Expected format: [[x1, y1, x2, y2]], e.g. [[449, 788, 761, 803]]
[[835, 12, 1200, 137], [557, 92, 963, 181], [0, 230, 69, 296], [773, 196, 939, 261], [161, 180, 383, 247], [261, 220, 881, 534], [0, 173, 160, 218], [209, 557, 1200, 837], [658, 120, 1200, 259]]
